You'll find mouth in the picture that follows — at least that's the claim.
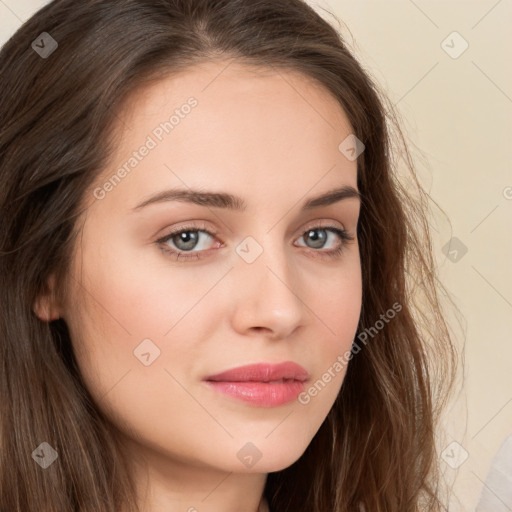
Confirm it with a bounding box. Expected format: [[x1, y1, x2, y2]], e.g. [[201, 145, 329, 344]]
[[203, 362, 309, 407]]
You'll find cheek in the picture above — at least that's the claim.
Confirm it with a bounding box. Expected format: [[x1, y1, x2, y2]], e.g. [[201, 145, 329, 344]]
[[318, 267, 362, 360], [298, 263, 362, 409], [326, 272, 362, 352], [64, 237, 233, 405], [64, 254, 222, 454], [310, 254, 363, 353], [62, 242, 166, 395], [69, 235, 212, 339]]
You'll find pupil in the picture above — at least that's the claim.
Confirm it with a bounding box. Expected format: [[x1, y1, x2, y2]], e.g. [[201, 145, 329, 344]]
[[307, 229, 326, 249], [175, 231, 198, 250]]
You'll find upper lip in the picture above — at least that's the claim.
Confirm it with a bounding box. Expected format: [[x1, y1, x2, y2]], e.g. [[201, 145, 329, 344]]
[[204, 361, 310, 382]]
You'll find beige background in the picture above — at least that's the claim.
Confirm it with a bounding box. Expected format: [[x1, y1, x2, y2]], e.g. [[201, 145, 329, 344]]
[[1, 0, 511, 510]]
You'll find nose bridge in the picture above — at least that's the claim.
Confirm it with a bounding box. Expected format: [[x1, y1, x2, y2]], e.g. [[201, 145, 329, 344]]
[[237, 228, 293, 288], [230, 228, 305, 337]]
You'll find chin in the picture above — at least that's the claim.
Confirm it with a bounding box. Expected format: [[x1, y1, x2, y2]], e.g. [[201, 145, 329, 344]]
[[228, 439, 310, 474]]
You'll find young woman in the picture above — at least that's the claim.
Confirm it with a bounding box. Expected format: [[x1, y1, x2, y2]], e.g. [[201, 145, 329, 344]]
[[0, 0, 458, 510]]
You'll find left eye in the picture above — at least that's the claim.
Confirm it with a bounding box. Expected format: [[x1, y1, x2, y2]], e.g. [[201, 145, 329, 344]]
[[156, 224, 353, 261]]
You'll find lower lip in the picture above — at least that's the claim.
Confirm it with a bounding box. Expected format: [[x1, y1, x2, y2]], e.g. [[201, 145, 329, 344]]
[[203, 380, 306, 407]]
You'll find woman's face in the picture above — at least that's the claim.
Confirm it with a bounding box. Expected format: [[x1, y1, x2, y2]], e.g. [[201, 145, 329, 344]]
[[54, 60, 362, 478]]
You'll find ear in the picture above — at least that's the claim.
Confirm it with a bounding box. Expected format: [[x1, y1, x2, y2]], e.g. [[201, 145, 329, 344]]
[[33, 274, 62, 322]]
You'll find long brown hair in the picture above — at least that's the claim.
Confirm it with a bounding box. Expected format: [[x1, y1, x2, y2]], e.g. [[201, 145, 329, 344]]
[[0, 0, 458, 510]]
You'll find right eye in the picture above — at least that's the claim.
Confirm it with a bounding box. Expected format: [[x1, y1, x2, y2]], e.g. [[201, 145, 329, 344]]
[[155, 223, 221, 261]]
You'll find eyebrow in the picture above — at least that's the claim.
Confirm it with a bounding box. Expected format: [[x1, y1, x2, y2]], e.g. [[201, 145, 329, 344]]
[[132, 184, 360, 212]]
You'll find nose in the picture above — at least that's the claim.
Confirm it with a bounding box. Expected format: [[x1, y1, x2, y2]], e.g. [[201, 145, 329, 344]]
[[229, 240, 306, 340]]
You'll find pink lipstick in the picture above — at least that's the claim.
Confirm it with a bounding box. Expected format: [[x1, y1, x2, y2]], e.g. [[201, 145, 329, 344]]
[[203, 362, 309, 407]]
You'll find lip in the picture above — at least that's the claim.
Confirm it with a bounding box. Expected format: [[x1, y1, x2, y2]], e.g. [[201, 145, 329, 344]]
[[204, 361, 310, 383], [203, 362, 310, 407]]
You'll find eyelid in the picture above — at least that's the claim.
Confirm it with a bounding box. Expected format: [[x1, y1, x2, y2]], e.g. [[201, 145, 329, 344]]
[[155, 219, 347, 240], [155, 221, 217, 245]]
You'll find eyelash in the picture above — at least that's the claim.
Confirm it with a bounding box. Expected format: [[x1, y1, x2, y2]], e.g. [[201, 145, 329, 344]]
[[155, 222, 355, 262]]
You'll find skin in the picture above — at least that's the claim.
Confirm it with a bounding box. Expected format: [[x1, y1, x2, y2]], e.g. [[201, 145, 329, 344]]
[[35, 59, 362, 512]]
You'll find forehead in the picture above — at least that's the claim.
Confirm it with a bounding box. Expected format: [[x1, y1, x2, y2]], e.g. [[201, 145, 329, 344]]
[[91, 59, 357, 213], [121, 59, 349, 124], [116, 59, 354, 151]]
